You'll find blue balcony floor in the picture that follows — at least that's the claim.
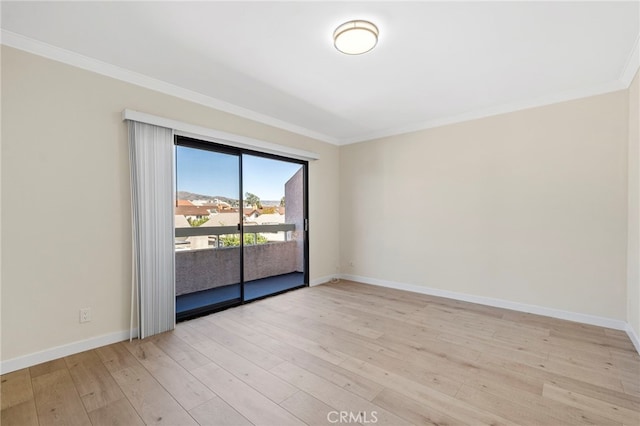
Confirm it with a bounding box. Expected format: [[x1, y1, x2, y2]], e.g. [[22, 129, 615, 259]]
[[244, 271, 305, 301], [176, 272, 305, 320]]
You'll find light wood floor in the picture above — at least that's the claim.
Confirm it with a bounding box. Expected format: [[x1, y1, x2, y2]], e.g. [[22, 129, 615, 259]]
[[2, 280, 639, 425]]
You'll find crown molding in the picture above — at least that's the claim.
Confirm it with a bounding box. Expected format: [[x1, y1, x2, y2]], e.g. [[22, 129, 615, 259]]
[[2, 29, 636, 147], [620, 34, 640, 87], [339, 79, 628, 145], [0, 30, 340, 145]]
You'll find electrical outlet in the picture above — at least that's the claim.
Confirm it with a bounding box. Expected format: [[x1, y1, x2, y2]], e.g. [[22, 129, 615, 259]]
[[79, 308, 91, 323]]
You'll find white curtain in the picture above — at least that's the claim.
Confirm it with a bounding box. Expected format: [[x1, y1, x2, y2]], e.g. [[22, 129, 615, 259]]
[[127, 121, 175, 339]]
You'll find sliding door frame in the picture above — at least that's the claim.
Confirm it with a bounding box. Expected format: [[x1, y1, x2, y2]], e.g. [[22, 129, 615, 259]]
[[174, 135, 309, 319]]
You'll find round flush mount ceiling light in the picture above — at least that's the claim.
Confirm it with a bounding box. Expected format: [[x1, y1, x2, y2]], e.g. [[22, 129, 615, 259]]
[[333, 20, 379, 55]]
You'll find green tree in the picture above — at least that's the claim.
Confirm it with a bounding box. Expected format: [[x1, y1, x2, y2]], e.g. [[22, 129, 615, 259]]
[[187, 217, 209, 227], [220, 233, 268, 247], [245, 192, 262, 209], [280, 196, 285, 207]]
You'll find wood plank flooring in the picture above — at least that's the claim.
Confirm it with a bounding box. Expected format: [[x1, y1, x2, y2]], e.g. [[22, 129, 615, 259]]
[[2, 280, 639, 425]]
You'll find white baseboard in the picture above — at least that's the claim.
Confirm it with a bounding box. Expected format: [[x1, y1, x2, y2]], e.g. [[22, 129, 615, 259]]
[[626, 323, 640, 354], [1, 276, 331, 373], [340, 274, 629, 332], [4, 277, 638, 374], [0, 329, 137, 375], [310, 275, 336, 286]]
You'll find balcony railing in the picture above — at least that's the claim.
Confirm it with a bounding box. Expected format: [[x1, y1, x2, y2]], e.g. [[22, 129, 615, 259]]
[[175, 223, 296, 249], [174, 223, 303, 295], [175, 223, 295, 239]]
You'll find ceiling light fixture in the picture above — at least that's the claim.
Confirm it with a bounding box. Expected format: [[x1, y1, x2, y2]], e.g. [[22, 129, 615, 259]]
[[333, 20, 379, 55]]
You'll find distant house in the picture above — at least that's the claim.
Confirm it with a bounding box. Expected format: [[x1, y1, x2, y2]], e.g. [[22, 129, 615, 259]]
[[174, 215, 191, 228], [214, 199, 233, 210], [205, 212, 242, 227], [243, 207, 285, 219], [244, 208, 259, 220], [190, 199, 214, 206], [174, 205, 213, 220], [252, 213, 285, 225], [176, 199, 194, 207], [174, 215, 191, 250]]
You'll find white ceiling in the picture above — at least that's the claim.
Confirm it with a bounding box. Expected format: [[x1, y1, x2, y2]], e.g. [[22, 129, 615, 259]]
[[2, 1, 639, 145]]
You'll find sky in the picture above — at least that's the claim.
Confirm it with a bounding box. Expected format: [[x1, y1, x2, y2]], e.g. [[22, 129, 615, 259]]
[[175, 146, 302, 201]]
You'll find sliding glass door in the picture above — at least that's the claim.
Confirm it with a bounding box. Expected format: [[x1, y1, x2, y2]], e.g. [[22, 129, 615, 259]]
[[174, 142, 242, 320], [242, 155, 307, 301], [174, 136, 308, 320]]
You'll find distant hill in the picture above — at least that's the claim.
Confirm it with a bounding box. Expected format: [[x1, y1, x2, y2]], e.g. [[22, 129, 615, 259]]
[[176, 191, 237, 204], [177, 191, 281, 207]]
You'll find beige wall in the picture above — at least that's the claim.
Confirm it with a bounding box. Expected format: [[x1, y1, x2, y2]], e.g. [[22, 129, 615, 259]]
[[628, 69, 640, 338], [340, 90, 629, 320], [1, 46, 340, 362], [1, 43, 636, 365]]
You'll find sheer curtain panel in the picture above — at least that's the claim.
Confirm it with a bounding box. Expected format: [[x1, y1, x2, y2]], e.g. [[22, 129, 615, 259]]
[[127, 121, 175, 339]]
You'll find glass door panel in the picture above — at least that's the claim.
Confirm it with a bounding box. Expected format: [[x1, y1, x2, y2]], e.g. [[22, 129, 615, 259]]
[[242, 154, 307, 301], [174, 142, 242, 320]]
